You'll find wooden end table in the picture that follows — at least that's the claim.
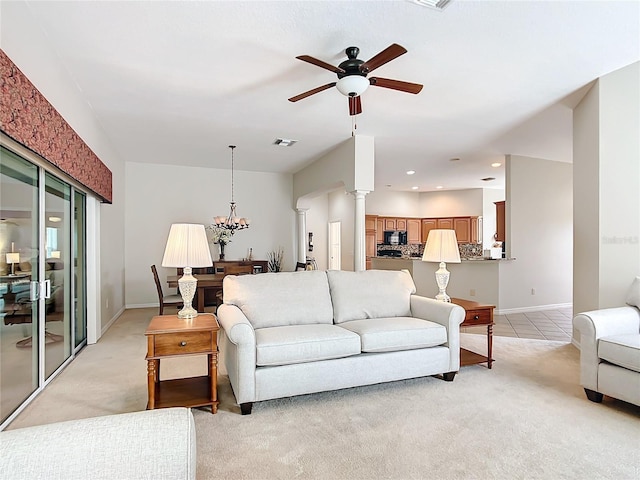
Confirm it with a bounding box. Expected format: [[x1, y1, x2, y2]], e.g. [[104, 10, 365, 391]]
[[451, 298, 495, 369], [145, 313, 219, 413]]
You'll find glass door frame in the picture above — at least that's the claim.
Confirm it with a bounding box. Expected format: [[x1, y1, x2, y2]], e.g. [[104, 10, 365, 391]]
[[1, 134, 90, 429]]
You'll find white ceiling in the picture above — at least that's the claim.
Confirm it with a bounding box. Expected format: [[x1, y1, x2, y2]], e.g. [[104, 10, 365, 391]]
[[14, 0, 640, 192]]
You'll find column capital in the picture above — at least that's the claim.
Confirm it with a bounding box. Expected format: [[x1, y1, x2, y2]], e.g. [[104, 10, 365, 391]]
[[349, 190, 370, 199]]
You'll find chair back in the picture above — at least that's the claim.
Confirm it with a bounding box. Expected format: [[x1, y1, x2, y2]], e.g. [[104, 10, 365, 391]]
[[295, 262, 307, 271], [151, 265, 164, 300]]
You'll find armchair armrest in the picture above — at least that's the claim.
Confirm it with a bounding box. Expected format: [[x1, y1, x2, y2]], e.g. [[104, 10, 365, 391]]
[[573, 306, 640, 390], [410, 295, 465, 370]]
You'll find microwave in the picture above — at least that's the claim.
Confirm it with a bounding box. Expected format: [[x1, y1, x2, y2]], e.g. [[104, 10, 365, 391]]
[[383, 230, 408, 245]]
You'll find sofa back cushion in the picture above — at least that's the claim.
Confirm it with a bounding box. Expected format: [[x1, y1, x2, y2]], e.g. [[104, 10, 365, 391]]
[[327, 269, 416, 324], [223, 271, 334, 329]]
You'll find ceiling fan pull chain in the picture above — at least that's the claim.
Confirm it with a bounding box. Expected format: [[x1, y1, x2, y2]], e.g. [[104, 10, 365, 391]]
[[351, 115, 357, 136]]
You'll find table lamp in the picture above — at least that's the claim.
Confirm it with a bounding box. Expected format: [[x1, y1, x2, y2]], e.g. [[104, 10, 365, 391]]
[[161, 223, 213, 319], [422, 229, 461, 302], [6, 252, 20, 276]]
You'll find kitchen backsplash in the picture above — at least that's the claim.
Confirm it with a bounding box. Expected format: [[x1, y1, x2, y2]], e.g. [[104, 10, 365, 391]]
[[377, 243, 483, 259]]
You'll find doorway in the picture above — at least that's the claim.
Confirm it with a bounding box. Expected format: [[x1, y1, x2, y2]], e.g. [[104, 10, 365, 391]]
[[328, 221, 341, 270]]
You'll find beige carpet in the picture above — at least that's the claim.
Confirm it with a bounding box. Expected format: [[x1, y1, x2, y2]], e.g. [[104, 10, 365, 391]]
[[7, 308, 640, 479]]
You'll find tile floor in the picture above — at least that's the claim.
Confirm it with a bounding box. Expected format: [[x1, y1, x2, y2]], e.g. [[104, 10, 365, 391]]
[[462, 306, 574, 342]]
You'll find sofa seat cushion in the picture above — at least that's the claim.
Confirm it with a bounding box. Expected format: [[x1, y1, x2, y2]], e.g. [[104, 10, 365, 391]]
[[599, 334, 640, 373], [255, 324, 361, 367], [339, 317, 447, 353], [327, 270, 416, 324], [223, 271, 334, 329]]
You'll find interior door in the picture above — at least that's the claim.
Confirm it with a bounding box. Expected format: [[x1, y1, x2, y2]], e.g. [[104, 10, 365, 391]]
[[328, 221, 341, 270], [0, 147, 40, 423]]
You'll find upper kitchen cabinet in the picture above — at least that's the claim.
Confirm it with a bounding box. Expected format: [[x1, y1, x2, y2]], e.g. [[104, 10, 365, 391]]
[[376, 218, 384, 243], [365, 215, 377, 231], [381, 217, 397, 231], [396, 218, 407, 231], [407, 218, 421, 244], [421, 216, 480, 243], [421, 219, 437, 244], [495, 201, 505, 242]]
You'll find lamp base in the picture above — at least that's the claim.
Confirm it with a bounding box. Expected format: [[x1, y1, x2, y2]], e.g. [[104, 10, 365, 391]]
[[434, 261, 452, 303], [177, 267, 199, 319]]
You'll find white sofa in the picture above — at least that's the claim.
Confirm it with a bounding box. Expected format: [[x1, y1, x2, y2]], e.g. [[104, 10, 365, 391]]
[[217, 269, 465, 414], [0, 408, 196, 480], [573, 277, 640, 406]]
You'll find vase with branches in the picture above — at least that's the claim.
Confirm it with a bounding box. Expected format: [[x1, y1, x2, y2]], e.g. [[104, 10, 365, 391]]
[[206, 225, 233, 260], [267, 247, 284, 272]]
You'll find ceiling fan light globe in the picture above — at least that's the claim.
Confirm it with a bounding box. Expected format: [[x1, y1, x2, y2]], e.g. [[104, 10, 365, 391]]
[[336, 75, 369, 97]]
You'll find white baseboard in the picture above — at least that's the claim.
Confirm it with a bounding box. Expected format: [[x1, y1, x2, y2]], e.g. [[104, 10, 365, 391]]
[[495, 302, 572, 316], [100, 305, 126, 338], [125, 303, 158, 310]]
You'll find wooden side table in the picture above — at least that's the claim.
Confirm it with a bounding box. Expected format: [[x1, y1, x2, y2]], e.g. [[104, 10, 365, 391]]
[[451, 298, 495, 369], [145, 313, 219, 413]]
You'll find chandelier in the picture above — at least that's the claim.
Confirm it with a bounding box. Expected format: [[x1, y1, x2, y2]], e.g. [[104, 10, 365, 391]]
[[213, 145, 250, 233]]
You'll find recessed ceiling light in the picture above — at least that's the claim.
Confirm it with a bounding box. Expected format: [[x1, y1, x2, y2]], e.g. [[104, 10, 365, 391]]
[[491, 162, 502, 168], [411, 186, 419, 190], [406, 170, 415, 175], [49, 216, 62, 222], [273, 138, 298, 147], [481, 177, 496, 182], [436, 185, 444, 189]]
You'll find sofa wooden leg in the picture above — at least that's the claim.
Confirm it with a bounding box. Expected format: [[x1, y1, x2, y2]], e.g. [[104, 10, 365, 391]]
[[240, 402, 253, 415], [442, 372, 457, 382], [584, 388, 603, 403]]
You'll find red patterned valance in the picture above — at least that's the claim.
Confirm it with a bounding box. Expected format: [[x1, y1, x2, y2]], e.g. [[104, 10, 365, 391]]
[[0, 50, 112, 203]]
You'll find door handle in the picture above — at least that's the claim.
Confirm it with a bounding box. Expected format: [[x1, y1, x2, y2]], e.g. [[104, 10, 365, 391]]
[[42, 279, 51, 300], [29, 281, 40, 302]]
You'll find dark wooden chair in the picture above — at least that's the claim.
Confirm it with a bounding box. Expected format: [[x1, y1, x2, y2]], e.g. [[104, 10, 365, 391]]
[[151, 265, 182, 315]]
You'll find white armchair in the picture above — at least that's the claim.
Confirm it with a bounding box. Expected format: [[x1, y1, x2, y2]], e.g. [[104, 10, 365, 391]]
[[573, 277, 640, 406]]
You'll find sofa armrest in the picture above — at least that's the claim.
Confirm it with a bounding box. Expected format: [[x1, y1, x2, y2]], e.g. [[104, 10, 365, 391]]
[[410, 295, 465, 370], [217, 304, 257, 405], [573, 306, 640, 390]]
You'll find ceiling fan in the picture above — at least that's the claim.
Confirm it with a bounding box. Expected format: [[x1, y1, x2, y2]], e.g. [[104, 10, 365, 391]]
[[288, 43, 423, 116]]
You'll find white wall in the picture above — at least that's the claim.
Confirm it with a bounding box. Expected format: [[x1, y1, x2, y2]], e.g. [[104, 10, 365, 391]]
[[305, 194, 329, 270], [418, 189, 484, 217], [1, 2, 126, 337], [366, 190, 421, 217], [573, 61, 640, 314], [499, 155, 573, 310], [124, 162, 294, 307]]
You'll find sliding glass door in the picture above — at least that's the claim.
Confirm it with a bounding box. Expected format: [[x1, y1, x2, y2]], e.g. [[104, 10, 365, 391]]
[[0, 145, 87, 426], [0, 148, 40, 423]]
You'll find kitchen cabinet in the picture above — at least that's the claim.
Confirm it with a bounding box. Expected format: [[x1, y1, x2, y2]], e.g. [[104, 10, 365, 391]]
[[376, 218, 384, 243], [365, 215, 377, 270], [495, 201, 505, 242], [453, 217, 471, 243], [407, 219, 422, 244], [421, 216, 480, 243], [382, 217, 397, 231], [396, 218, 407, 231], [421, 219, 437, 244]]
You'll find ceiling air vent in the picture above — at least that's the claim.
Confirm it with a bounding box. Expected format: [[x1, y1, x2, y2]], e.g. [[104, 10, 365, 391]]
[[273, 138, 298, 147], [408, 0, 453, 10], [481, 177, 496, 182]]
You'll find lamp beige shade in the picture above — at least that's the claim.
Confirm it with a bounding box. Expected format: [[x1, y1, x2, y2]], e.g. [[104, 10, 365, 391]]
[[422, 229, 461, 263], [6, 252, 20, 264], [161, 224, 213, 268]]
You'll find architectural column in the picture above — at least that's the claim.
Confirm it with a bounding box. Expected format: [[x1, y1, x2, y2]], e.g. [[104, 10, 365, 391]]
[[351, 190, 368, 272], [296, 208, 308, 265]]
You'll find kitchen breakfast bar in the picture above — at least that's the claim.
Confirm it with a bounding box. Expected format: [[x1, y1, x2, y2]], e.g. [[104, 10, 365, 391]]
[[371, 257, 515, 312]]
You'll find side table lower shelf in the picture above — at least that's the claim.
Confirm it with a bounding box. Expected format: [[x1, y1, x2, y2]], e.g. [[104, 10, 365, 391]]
[[460, 347, 494, 368], [149, 376, 218, 412]]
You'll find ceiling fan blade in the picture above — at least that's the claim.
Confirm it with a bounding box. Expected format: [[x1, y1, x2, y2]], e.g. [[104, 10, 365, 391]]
[[288, 82, 337, 102], [359, 44, 407, 73], [348, 96, 362, 116], [296, 55, 345, 74], [369, 77, 423, 94]]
